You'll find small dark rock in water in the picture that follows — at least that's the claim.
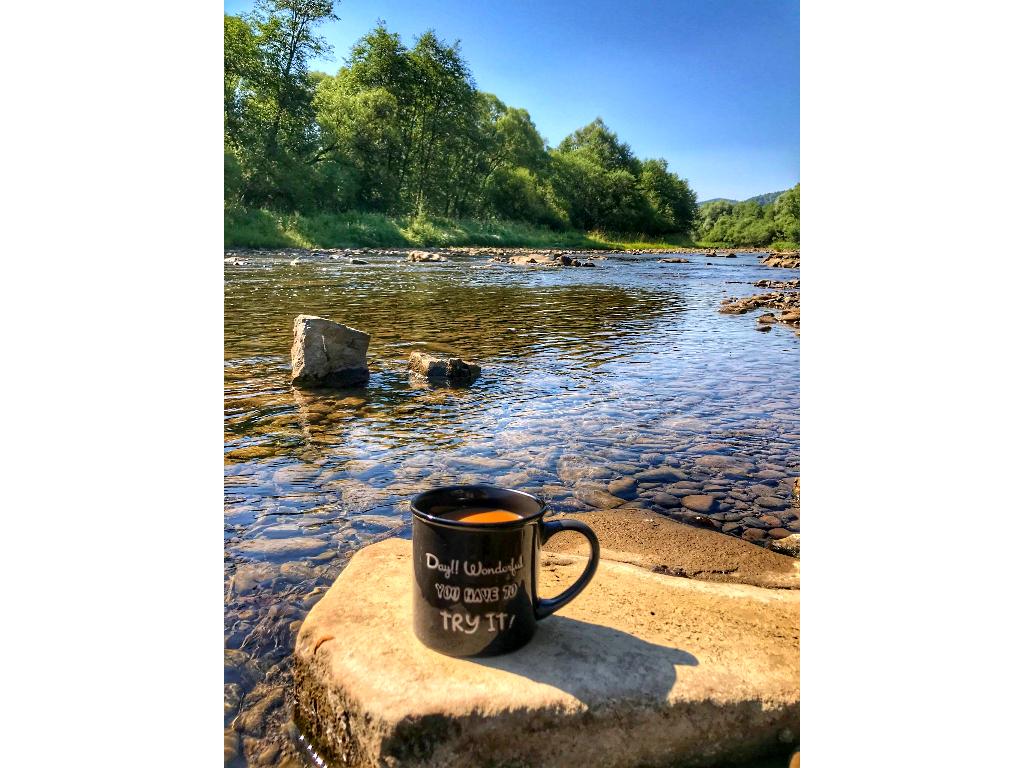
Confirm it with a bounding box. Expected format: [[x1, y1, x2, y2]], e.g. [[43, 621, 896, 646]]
[[652, 491, 681, 508], [757, 313, 777, 324], [658, 257, 691, 263], [408, 350, 481, 385], [742, 528, 767, 542], [755, 496, 789, 510], [756, 324, 771, 332], [350, 258, 369, 265], [768, 528, 791, 539]]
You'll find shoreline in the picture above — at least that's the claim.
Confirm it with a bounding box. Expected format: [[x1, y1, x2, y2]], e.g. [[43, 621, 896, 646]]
[[224, 209, 797, 254], [224, 245, 793, 260]]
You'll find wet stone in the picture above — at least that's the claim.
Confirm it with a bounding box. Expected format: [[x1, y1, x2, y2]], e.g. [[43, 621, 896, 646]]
[[225, 729, 241, 765], [770, 534, 801, 557], [224, 650, 260, 687], [755, 496, 789, 510], [651, 491, 681, 508], [255, 743, 281, 766], [224, 683, 243, 721], [768, 528, 791, 539], [232, 536, 330, 561], [234, 686, 286, 736], [606, 476, 639, 499], [742, 528, 767, 542], [681, 494, 716, 513], [635, 467, 687, 483]]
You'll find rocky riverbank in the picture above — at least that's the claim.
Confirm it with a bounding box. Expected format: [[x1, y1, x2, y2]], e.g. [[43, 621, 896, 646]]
[[720, 275, 801, 335], [224, 245, 796, 266], [759, 251, 799, 268]]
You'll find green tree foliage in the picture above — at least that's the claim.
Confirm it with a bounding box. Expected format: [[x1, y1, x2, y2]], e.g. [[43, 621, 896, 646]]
[[224, 3, 699, 236], [697, 183, 800, 246], [224, 0, 338, 209]]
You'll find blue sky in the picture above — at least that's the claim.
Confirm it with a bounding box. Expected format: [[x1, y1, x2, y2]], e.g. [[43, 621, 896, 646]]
[[224, 0, 799, 201]]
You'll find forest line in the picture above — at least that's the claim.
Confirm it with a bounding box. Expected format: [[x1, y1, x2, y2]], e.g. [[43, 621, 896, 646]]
[[225, 1, 798, 249]]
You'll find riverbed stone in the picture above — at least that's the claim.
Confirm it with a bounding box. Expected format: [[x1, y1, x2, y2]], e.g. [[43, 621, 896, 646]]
[[681, 494, 716, 513], [543, 509, 799, 588], [574, 484, 626, 509], [650, 491, 681, 508], [290, 315, 370, 387], [606, 476, 638, 500], [634, 466, 687, 483], [294, 538, 799, 768], [231, 536, 330, 561], [408, 351, 481, 385], [755, 496, 789, 510]]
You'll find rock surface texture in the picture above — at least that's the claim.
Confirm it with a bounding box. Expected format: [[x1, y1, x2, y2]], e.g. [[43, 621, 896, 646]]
[[294, 538, 800, 768], [408, 350, 481, 385], [290, 315, 371, 387], [759, 251, 800, 268], [543, 509, 799, 589]]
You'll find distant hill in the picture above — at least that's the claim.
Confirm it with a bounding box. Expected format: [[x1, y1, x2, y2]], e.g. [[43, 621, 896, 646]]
[[698, 190, 786, 207], [744, 190, 784, 206]]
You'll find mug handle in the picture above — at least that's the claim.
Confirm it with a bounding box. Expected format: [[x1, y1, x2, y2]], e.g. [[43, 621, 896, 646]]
[[535, 519, 601, 620]]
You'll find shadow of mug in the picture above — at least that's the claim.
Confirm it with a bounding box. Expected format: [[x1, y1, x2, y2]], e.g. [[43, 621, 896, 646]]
[[470, 615, 699, 706]]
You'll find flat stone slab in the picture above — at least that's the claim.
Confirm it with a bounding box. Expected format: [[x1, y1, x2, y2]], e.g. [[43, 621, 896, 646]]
[[544, 509, 799, 589], [294, 538, 799, 768]]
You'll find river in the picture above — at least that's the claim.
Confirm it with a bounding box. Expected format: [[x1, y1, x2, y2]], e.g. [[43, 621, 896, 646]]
[[224, 249, 800, 767]]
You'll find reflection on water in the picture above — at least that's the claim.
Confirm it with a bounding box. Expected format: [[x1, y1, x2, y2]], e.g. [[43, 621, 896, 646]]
[[224, 251, 799, 767]]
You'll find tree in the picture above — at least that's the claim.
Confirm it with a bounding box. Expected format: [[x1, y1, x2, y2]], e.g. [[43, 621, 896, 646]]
[[223, 1, 338, 209], [225, 6, 704, 238], [696, 183, 800, 245]]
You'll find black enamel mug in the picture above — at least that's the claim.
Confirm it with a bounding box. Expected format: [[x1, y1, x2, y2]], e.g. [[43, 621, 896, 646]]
[[411, 485, 600, 657]]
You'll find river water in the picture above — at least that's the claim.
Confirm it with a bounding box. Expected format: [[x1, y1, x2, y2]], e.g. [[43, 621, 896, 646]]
[[224, 250, 800, 767]]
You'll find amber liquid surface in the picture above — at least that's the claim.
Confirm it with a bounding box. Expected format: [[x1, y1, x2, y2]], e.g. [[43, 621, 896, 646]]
[[437, 506, 523, 524]]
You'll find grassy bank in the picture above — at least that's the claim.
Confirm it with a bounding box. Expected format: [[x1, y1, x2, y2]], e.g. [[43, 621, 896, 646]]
[[225, 208, 697, 251], [697, 239, 799, 251]]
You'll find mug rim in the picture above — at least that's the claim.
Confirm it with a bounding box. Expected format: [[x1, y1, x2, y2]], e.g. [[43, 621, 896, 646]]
[[410, 484, 546, 530]]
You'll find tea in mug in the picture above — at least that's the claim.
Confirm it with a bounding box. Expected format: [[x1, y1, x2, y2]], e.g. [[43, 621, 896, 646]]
[[438, 507, 523, 524]]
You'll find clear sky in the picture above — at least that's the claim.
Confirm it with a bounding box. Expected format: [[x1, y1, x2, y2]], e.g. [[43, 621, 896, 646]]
[[224, 0, 799, 201]]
